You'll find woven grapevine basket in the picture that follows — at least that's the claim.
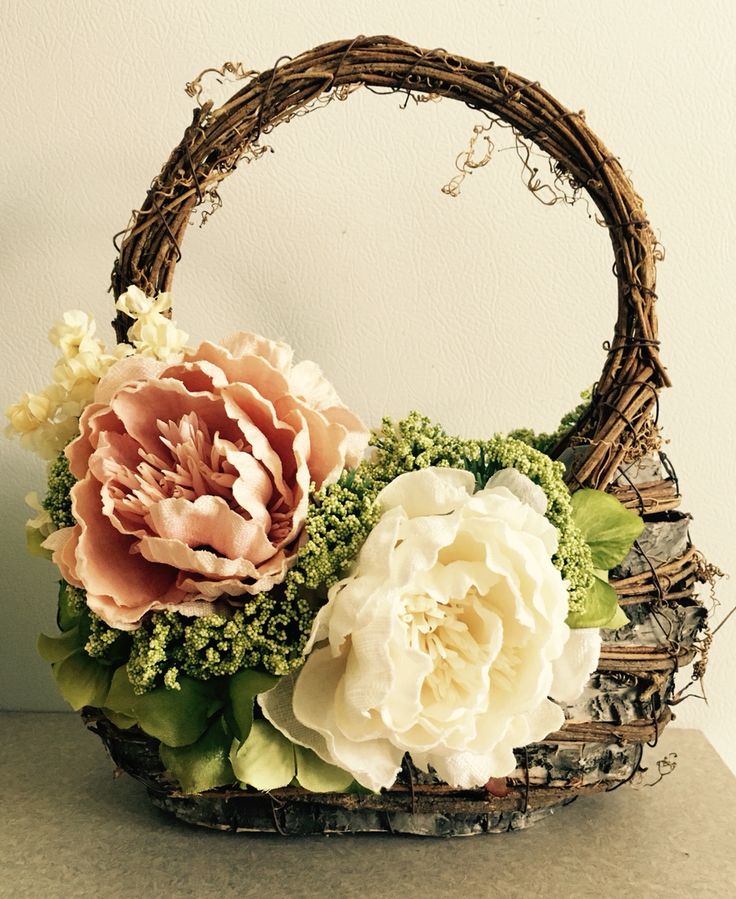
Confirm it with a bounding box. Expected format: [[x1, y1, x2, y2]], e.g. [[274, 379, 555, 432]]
[[85, 35, 708, 835]]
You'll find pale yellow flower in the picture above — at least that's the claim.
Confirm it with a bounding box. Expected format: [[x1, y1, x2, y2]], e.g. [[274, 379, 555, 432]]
[[53, 348, 119, 391], [25, 491, 56, 558], [9, 293, 186, 460], [115, 285, 172, 319], [25, 491, 55, 537], [48, 310, 103, 359], [128, 311, 190, 360], [5, 388, 59, 436]]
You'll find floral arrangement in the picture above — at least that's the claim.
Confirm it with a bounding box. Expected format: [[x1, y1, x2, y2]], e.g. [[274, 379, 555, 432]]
[[7, 288, 644, 795]]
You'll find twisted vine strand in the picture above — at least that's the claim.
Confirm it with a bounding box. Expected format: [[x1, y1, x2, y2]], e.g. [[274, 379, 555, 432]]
[[111, 35, 669, 491]]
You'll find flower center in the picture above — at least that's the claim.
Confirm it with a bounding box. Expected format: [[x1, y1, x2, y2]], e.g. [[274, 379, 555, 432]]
[[400, 587, 491, 708], [110, 412, 241, 523]]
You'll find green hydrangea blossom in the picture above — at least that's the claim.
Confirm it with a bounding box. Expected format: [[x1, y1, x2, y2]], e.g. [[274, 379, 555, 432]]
[[284, 469, 383, 595], [508, 388, 592, 455], [124, 594, 318, 693], [43, 451, 76, 529], [85, 612, 124, 658]]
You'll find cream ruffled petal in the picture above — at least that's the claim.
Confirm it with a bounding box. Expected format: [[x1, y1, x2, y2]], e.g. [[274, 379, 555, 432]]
[[377, 467, 475, 519], [549, 627, 601, 703], [485, 468, 548, 515]]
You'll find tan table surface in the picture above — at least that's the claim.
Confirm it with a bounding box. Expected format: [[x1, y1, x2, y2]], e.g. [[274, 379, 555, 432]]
[[1, 713, 734, 899]]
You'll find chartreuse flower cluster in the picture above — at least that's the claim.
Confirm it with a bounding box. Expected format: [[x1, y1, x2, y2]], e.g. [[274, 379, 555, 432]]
[[43, 451, 76, 529], [124, 588, 318, 693], [508, 387, 592, 455]]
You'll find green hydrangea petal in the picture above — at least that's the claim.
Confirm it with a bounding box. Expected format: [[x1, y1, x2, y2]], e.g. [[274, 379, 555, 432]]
[[159, 715, 235, 793]]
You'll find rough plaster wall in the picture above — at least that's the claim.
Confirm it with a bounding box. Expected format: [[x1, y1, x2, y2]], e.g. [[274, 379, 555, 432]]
[[1, 1, 734, 773]]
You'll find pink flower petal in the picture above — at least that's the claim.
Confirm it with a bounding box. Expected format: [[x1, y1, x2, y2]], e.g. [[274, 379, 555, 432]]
[[221, 382, 299, 493], [277, 400, 348, 488], [85, 587, 202, 630], [224, 449, 273, 529], [288, 359, 369, 469], [212, 331, 294, 374], [72, 475, 177, 608], [177, 550, 291, 597], [110, 379, 240, 459], [95, 355, 169, 405], [43, 526, 84, 589], [188, 338, 291, 401], [66, 404, 124, 478], [319, 405, 370, 469], [288, 360, 344, 410], [137, 535, 263, 579], [158, 359, 229, 393], [145, 495, 275, 564]]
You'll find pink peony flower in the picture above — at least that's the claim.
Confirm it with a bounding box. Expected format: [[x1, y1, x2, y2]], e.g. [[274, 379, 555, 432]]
[[45, 332, 368, 630]]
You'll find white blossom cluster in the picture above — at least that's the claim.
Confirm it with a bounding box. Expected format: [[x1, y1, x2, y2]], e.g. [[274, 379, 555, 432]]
[[5, 286, 190, 460]]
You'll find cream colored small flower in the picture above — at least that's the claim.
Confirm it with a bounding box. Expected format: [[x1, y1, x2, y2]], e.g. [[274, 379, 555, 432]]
[[115, 285, 172, 319], [5, 388, 59, 435], [23, 417, 79, 460], [25, 491, 56, 558], [25, 491, 55, 537], [48, 311, 103, 359], [128, 311, 190, 360], [53, 347, 123, 391], [6, 382, 83, 459]]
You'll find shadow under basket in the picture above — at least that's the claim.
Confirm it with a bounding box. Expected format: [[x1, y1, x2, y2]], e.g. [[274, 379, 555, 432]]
[[95, 36, 710, 835]]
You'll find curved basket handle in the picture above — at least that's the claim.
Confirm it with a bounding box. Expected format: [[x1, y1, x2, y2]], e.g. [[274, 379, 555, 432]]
[[111, 35, 669, 490]]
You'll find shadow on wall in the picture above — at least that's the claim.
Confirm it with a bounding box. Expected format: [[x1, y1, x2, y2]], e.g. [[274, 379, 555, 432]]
[[0, 448, 68, 712]]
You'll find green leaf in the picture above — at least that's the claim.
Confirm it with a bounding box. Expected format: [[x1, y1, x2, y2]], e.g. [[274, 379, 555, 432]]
[[104, 666, 138, 718], [57, 583, 82, 631], [294, 746, 354, 793], [26, 526, 53, 560], [227, 669, 279, 742], [230, 719, 295, 790], [571, 488, 645, 569], [104, 668, 224, 745], [343, 780, 373, 795], [566, 576, 621, 629], [603, 604, 631, 630], [53, 650, 112, 711], [134, 676, 224, 747], [37, 626, 82, 663], [160, 715, 235, 793]]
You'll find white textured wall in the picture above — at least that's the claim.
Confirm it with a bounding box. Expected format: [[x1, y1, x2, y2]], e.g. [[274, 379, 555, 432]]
[[1, 1, 734, 772]]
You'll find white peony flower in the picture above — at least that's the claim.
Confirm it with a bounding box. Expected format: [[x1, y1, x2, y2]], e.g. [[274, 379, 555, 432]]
[[260, 466, 601, 792]]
